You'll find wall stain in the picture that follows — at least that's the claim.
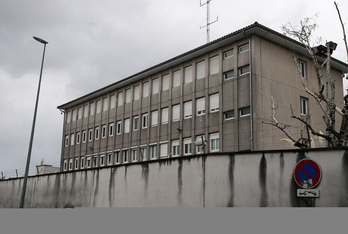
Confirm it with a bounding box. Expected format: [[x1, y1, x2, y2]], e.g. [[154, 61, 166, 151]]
[[339, 151, 348, 206], [109, 167, 117, 207], [278, 152, 285, 205], [259, 153, 268, 207], [92, 170, 100, 207], [141, 164, 149, 199], [177, 159, 183, 205], [53, 174, 61, 208], [227, 154, 235, 207]]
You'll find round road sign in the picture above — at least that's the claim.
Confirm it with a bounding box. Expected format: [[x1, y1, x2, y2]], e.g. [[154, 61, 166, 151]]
[[293, 158, 322, 188]]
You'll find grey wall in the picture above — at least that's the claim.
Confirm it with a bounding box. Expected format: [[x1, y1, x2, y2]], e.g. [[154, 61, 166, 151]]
[[1, 149, 348, 208]]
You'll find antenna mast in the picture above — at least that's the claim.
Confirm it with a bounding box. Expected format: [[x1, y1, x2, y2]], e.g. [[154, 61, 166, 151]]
[[200, 0, 218, 43]]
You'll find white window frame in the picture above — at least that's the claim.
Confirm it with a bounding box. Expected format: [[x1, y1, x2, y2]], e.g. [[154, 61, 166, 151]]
[[83, 105, 88, 118], [70, 133, 75, 146], [300, 97, 308, 116], [110, 95, 116, 109], [80, 157, 85, 169], [196, 135, 206, 154], [196, 60, 205, 79], [210, 133, 220, 152], [86, 156, 91, 168], [131, 148, 137, 162], [172, 140, 180, 157], [162, 108, 168, 124], [100, 154, 105, 167], [298, 60, 306, 78], [95, 127, 99, 140], [140, 146, 147, 161], [103, 97, 108, 112], [82, 130, 86, 143], [184, 101, 192, 119], [102, 125, 107, 138], [133, 116, 139, 131], [150, 144, 157, 159], [143, 82, 149, 97], [88, 129, 93, 141], [151, 110, 158, 126], [240, 107, 251, 117], [72, 109, 77, 122], [209, 55, 219, 75], [66, 111, 71, 123], [93, 155, 98, 167], [96, 100, 101, 114], [173, 70, 180, 87], [65, 135, 69, 147], [172, 104, 180, 122], [117, 121, 122, 135], [225, 110, 235, 120], [125, 89, 131, 103], [118, 92, 123, 106], [239, 43, 249, 53], [224, 70, 234, 80], [107, 153, 113, 165], [160, 143, 168, 158], [142, 113, 148, 129], [197, 98, 205, 116], [63, 159, 68, 171], [210, 93, 219, 112], [115, 151, 120, 164], [78, 107, 82, 120], [123, 150, 129, 163], [109, 123, 114, 137], [184, 138, 192, 155], [239, 65, 250, 75], [89, 102, 95, 116], [76, 132, 80, 144], [124, 118, 130, 133], [184, 66, 192, 84], [134, 85, 140, 100], [224, 49, 234, 58], [162, 74, 169, 91], [152, 78, 159, 94], [69, 158, 73, 170]]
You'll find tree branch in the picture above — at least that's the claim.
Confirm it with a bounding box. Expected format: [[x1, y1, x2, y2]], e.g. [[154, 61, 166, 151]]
[[335, 1, 348, 62]]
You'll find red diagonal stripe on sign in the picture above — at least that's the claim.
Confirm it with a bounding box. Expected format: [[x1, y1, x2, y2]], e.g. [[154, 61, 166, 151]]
[[300, 166, 315, 180]]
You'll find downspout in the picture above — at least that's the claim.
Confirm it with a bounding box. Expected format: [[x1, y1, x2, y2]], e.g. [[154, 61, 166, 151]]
[[243, 30, 254, 151], [58, 109, 66, 171]]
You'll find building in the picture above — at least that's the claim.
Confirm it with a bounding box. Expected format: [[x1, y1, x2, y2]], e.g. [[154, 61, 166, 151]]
[[36, 159, 60, 175], [57, 22, 348, 172]]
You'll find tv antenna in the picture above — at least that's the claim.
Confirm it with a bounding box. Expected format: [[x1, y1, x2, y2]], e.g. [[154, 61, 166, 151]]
[[200, 0, 218, 43]]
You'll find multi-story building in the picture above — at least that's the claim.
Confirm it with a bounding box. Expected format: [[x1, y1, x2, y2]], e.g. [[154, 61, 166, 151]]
[[57, 22, 348, 171]]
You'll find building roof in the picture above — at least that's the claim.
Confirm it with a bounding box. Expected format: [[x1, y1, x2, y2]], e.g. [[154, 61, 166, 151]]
[[57, 22, 348, 110]]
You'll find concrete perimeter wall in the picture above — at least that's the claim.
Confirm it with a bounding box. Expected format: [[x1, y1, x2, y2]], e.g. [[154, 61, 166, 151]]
[[1, 149, 348, 207]]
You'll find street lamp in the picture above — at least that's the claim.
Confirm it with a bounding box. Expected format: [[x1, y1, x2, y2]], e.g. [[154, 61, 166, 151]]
[[19, 36, 48, 208]]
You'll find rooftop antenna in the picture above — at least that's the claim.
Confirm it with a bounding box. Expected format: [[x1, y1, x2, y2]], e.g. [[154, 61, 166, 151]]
[[200, 0, 218, 43]]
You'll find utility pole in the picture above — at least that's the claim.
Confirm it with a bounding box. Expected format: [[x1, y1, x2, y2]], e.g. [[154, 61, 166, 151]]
[[200, 0, 218, 43]]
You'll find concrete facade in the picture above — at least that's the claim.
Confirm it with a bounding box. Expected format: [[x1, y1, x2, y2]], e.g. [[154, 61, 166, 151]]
[[57, 23, 348, 172], [1, 149, 348, 208]]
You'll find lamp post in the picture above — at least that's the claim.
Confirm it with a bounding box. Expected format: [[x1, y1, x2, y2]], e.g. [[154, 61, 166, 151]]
[[19, 36, 48, 208]]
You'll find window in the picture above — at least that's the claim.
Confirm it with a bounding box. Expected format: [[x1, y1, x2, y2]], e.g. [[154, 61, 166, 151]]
[[70, 134, 75, 146], [160, 143, 168, 158], [117, 121, 122, 135], [110, 95, 116, 109], [240, 107, 251, 117], [152, 78, 159, 94], [66, 111, 71, 123], [84, 105, 88, 118], [298, 60, 306, 78], [88, 129, 93, 141], [197, 98, 205, 116], [210, 93, 219, 112], [162, 108, 168, 124], [300, 97, 308, 115], [172, 140, 179, 157], [151, 110, 158, 126], [76, 132, 80, 144], [143, 82, 149, 97], [140, 147, 147, 160], [133, 116, 139, 131], [96, 100, 101, 113], [124, 118, 130, 133], [115, 151, 120, 164], [90, 102, 95, 115], [109, 123, 114, 137], [100, 155, 105, 166], [142, 114, 148, 129], [184, 138, 192, 155], [107, 153, 113, 165], [162, 74, 169, 91], [95, 127, 99, 140], [184, 66, 192, 83], [173, 70, 180, 87], [78, 107, 82, 120], [134, 86, 140, 100], [131, 149, 137, 162], [196, 135, 206, 153], [224, 70, 234, 80], [197, 61, 205, 79], [93, 156, 98, 167], [118, 92, 123, 106], [239, 65, 250, 75], [82, 130, 86, 143], [103, 97, 108, 111], [150, 145, 157, 159], [225, 110, 235, 120], [65, 135, 69, 147], [63, 159, 67, 171], [224, 49, 234, 58], [123, 150, 129, 163], [184, 101, 192, 119], [102, 125, 107, 138], [172, 104, 180, 122], [86, 156, 91, 168], [210, 133, 220, 152], [81, 157, 85, 169], [209, 55, 219, 75], [69, 159, 73, 170], [72, 109, 77, 121], [239, 43, 249, 53], [126, 89, 131, 103]]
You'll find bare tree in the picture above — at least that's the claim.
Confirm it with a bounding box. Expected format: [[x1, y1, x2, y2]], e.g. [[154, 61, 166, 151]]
[[263, 3, 348, 148]]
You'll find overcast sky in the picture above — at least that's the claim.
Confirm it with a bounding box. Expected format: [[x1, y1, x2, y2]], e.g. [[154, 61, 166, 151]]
[[1, 0, 347, 178]]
